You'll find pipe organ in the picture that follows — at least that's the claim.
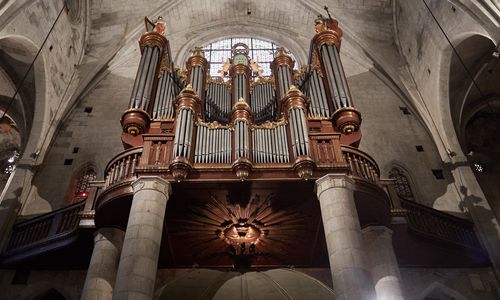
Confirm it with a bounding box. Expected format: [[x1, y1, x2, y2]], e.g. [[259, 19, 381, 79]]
[[297, 66, 330, 118], [120, 15, 363, 181], [205, 80, 231, 124], [251, 79, 276, 124], [194, 123, 232, 164], [152, 68, 182, 119]]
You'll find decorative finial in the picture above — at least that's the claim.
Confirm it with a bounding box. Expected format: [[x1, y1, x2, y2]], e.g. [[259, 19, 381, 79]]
[[315, 15, 326, 33], [154, 16, 166, 35], [286, 85, 302, 95], [275, 47, 288, 57], [191, 46, 205, 57], [183, 84, 194, 92]]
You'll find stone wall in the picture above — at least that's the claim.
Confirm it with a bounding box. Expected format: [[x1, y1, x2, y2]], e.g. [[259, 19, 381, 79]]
[[400, 267, 500, 300]]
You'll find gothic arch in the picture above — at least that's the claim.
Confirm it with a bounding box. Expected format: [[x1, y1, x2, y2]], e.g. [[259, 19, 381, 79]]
[[22, 285, 71, 300], [416, 281, 467, 300], [389, 167, 415, 201], [65, 162, 97, 204], [32, 288, 67, 300], [437, 31, 496, 156], [383, 162, 420, 203], [0, 35, 47, 161], [172, 19, 309, 68]]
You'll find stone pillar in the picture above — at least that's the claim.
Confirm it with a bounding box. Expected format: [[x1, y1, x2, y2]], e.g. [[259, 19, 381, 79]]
[[81, 227, 125, 300], [113, 176, 171, 300], [362, 226, 404, 300], [315, 174, 376, 300]]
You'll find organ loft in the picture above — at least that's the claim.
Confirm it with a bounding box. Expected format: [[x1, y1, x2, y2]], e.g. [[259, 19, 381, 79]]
[[0, 12, 493, 300]]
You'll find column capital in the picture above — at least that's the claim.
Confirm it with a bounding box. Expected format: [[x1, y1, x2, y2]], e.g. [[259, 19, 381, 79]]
[[362, 225, 393, 242], [315, 173, 355, 197], [132, 176, 171, 195], [361, 225, 393, 237], [94, 227, 125, 244]]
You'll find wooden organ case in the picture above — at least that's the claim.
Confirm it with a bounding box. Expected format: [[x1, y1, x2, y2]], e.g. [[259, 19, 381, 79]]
[[96, 15, 391, 268]]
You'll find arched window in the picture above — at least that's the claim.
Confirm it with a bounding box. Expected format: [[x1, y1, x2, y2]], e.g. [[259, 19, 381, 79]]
[[68, 165, 96, 204], [389, 167, 415, 200], [203, 37, 295, 77], [33, 288, 67, 300]]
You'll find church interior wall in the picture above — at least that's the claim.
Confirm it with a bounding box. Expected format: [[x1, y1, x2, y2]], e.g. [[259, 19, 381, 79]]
[[0, 0, 499, 299]]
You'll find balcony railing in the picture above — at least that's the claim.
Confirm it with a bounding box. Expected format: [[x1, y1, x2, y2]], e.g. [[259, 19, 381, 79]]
[[4, 200, 85, 254], [342, 145, 379, 183], [400, 198, 483, 250], [104, 147, 142, 188]]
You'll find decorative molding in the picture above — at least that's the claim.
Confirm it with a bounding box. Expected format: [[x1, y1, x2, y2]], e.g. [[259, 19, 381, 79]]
[[131, 176, 172, 195], [315, 173, 355, 197]]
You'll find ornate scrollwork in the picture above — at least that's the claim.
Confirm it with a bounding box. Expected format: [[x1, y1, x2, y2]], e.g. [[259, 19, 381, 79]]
[[251, 118, 287, 130], [196, 119, 233, 130]]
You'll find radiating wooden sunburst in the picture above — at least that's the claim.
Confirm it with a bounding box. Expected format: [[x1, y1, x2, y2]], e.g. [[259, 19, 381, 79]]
[[169, 190, 314, 267]]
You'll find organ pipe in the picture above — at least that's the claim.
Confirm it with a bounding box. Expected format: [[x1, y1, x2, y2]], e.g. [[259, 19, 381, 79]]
[[251, 121, 290, 164], [186, 47, 209, 113], [311, 15, 361, 134], [153, 69, 182, 119], [271, 47, 295, 102], [122, 17, 170, 135], [194, 121, 232, 164], [229, 64, 252, 106], [251, 80, 277, 124]]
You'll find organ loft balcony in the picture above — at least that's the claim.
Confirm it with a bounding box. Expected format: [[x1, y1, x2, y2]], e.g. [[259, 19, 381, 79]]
[[92, 15, 391, 267]]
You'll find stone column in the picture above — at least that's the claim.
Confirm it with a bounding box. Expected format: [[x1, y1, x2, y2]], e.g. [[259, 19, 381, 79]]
[[315, 174, 376, 300], [113, 176, 171, 300], [362, 226, 404, 300], [81, 227, 125, 300]]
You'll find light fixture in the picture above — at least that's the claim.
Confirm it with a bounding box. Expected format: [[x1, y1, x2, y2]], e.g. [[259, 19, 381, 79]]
[[493, 43, 500, 58]]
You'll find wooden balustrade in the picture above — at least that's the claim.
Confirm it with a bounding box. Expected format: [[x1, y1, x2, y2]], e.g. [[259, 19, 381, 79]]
[[104, 147, 142, 187], [5, 201, 85, 253], [400, 198, 483, 250], [341, 145, 379, 183]]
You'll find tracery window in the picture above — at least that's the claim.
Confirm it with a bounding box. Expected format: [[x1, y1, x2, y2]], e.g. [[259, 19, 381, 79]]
[[69, 166, 96, 203], [389, 167, 415, 200], [203, 37, 294, 77]]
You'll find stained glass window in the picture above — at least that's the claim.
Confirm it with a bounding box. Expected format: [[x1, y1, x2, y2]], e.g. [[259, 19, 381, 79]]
[[389, 167, 415, 200], [203, 37, 294, 78], [71, 166, 96, 203]]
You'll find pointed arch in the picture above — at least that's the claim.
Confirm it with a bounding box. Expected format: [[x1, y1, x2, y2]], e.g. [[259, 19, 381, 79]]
[[65, 162, 97, 204], [417, 281, 467, 300], [32, 288, 67, 300], [389, 166, 415, 201]]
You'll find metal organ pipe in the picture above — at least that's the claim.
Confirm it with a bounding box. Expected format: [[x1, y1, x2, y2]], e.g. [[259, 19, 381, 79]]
[[251, 123, 290, 164], [205, 82, 231, 123], [287, 106, 310, 158], [131, 47, 160, 109], [130, 46, 150, 108], [233, 74, 248, 101], [189, 66, 205, 97], [251, 82, 276, 124], [320, 44, 352, 109], [141, 47, 160, 111], [277, 65, 292, 100], [153, 71, 179, 119], [235, 121, 249, 159], [193, 124, 231, 164], [298, 108, 311, 155]]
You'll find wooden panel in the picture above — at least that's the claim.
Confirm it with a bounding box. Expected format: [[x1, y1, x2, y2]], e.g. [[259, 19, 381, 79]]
[[309, 134, 342, 166]]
